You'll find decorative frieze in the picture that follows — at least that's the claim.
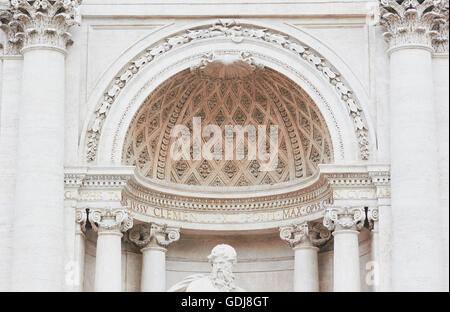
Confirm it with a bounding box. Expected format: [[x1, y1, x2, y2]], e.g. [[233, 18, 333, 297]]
[[0, 9, 23, 55], [323, 206, 365, 231], [280, 221, 331, 248], [88, 208, 133, 234], [128, 223, 180, 249], [9, 0, 82, 51], [379, 0, 449, 51]]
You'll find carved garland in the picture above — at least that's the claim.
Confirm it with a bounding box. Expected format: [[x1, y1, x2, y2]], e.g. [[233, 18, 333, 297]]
[[85, 21, 370, 163]]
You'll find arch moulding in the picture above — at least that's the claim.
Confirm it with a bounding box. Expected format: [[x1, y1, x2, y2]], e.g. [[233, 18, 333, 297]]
[[79, 20, 375, 166]]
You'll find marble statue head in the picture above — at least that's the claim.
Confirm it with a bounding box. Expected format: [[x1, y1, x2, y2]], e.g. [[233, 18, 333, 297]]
[[207, 244, 238, 291]]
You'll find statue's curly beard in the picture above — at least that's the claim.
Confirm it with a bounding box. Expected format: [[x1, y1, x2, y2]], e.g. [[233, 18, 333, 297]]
[[211, 262, 236, 291]]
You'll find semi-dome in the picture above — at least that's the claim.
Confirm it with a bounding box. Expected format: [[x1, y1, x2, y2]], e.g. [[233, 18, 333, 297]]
[[123, 62, 333, 187]]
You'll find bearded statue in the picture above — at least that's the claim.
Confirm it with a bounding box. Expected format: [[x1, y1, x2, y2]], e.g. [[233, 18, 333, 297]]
[[167, 244, 245, 292]]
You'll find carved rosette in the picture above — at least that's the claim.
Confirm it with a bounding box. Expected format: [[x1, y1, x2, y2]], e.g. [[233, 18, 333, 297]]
[[323, 206, 365, 231], [280, 221, 331, 248], [0, 9, 24, 55], [379, 0, 448, 51], [128, 223, 180, 249], [88, 208, 133, 234], [9, 0, 81, 51]]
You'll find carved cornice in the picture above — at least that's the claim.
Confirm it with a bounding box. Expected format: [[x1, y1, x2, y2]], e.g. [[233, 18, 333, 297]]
[[379, 0, 448, 52], [64, 167, 134, 189], [64, 173, 85, 188], [128, 223, 180, 249], [9, 0, 81, 52], [368, 170, 391, 186], [88, 208, 133, 234], [280, 221, 331, 248], [0, 9, 23, 55], [124, 173, 331, 213], [323, 206, 365, 231]]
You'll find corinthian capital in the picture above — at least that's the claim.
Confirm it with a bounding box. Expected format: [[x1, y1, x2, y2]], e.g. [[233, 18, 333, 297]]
[[280, 222, 331, 248], [379, 0, 448, 51], [323, 206, 365, 231], [88, 208, 133, 234], [9, 0, 82, 51], [128, 223, 180, 249], [0, 9, 24, 55]]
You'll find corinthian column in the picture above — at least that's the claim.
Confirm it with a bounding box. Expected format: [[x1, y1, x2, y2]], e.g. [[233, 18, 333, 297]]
[[280, 222, 331, 292], [89, 209, 133, 292], [6, 0, 81, 291], [129, 223, 180, 292], [380, 0, 448, 291], [324, 207, 365, 292], [0, 8, 23, 291]]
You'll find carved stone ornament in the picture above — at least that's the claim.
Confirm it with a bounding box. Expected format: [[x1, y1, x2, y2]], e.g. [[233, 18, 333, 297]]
[[190, 51, 263, 79], [86, 20, 370, 163], [379, 0, 449, 51], [0, 9, 24, 55], [75, 208, 87, 233], [8, 0, 82, 51], [280, 221, 331, 248], [323, 206, 366, 231], [88, 208, 133, 234], [367, 206, 379, 230], [128, 223, 180, 249]]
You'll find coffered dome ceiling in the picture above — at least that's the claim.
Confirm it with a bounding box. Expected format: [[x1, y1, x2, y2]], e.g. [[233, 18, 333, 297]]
[[123, 63, 333, 187]]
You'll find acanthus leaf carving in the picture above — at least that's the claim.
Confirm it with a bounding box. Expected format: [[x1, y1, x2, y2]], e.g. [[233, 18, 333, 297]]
[[0, 8, 24, 55], [379, 0, 449, 52], [9, 0, 82, 51]]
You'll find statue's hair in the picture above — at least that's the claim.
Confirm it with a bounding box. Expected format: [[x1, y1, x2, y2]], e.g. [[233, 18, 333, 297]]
[[208, 244, 237, 264]]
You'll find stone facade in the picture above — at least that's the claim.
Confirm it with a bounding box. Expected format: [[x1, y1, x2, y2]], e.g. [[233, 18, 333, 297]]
[[0, 0, 448, 292]]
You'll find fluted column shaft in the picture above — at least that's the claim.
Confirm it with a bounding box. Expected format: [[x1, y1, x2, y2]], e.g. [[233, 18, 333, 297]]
[[380, 0, 447, 291], [324, 207, 365, 292], [129, 223, 180, 292]]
